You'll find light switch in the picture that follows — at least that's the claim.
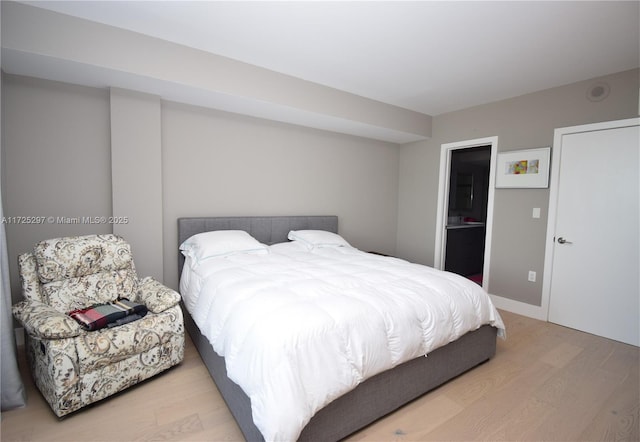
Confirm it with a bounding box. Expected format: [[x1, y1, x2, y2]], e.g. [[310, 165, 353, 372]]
[[532, 207, 541, 218]]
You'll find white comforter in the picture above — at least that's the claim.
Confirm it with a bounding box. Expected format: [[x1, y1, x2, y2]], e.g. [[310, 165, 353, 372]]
[[180, 242, 505, 441]]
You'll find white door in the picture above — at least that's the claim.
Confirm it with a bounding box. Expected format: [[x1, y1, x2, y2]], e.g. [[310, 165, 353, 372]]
[[547, 120, 639, 346]]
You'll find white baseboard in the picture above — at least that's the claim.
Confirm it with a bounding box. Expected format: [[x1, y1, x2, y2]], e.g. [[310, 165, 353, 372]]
[[489, 293, 548, 321]]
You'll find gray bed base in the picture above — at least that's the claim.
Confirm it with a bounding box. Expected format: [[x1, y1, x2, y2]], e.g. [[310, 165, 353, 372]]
[[177, 216, 498, 441]]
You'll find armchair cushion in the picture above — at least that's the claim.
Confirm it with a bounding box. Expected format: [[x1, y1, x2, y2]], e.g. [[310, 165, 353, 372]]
[[34, 234, 134, 283], [18, 253, 44, 303], [12, 299, 82, 339], [74, 305, 182, 372], [32, 234, 138, 313], [42, 269, 137, 313], [135, 277, 181, 313]]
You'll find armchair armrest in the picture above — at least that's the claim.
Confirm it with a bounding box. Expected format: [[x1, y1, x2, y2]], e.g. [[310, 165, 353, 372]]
[[135, 277, 181, 314], [12, 300, 82, 339]]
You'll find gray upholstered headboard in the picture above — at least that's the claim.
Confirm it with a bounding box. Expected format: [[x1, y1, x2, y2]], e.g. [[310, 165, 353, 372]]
[[177, 215, 338, 274]]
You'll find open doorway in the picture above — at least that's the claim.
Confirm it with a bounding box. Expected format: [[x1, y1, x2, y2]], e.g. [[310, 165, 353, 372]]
[[445, 146, 491, 284], [434, 137, 497, 291]]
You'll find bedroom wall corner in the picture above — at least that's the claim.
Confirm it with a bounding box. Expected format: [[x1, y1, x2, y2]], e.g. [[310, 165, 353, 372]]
[[110, 88, 164, 282]]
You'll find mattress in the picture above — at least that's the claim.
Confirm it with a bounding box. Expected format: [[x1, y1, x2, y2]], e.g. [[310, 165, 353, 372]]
[[180, 237, 504, 441]]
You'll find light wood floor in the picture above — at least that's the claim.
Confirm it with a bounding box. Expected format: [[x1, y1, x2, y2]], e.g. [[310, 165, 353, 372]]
[[1, 310, 638, 441]]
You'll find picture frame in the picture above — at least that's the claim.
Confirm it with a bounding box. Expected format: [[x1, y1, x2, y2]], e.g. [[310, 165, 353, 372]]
[[495, 147, 551, 188]]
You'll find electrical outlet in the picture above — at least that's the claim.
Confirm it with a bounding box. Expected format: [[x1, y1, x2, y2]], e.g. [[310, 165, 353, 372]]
[[528, 271, 536, 282]]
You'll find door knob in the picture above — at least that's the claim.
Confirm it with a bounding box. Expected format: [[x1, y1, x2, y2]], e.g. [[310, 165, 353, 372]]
[[557, 237, 573, 244]]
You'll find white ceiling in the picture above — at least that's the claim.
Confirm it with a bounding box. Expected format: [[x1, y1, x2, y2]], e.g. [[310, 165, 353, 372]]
[[19, 1, 640, 117]]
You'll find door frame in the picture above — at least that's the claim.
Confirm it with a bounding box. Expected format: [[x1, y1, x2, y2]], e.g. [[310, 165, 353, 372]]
[[541, 117, 640, 320], [434, 136, 498, 291]]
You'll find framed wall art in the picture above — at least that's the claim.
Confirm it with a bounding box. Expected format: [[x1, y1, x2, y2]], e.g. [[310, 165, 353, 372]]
[[495, 147, 551, 188]]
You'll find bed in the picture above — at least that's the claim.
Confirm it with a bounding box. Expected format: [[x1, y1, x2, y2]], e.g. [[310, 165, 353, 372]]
[[177, 216, 504, 441]]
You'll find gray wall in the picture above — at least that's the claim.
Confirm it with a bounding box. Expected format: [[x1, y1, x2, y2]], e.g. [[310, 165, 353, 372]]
[[396, 68, 639, 307], [110, 88, 164, 281], [2, 74, 112, 299], [160, 101, 399, 289], [2, 74, 399, 300]]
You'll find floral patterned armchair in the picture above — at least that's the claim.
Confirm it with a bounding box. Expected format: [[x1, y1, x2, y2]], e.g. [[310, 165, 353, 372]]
[[12, 234, 184, 417]]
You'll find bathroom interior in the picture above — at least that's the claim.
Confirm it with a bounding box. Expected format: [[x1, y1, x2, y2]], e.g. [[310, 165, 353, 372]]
[[445, 145, 491, 285]]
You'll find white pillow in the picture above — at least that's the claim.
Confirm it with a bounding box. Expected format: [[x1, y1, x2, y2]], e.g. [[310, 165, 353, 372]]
[[180, 230, 268, 260], [287, 230, 351, 249]]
